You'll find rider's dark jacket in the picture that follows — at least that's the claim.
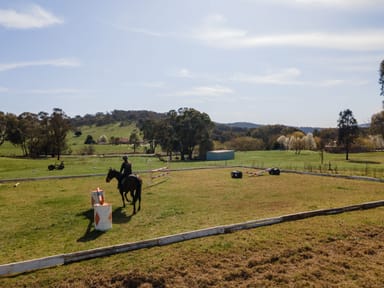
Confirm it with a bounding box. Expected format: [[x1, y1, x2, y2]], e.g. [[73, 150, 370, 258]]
[[120, 161, 132, 177]]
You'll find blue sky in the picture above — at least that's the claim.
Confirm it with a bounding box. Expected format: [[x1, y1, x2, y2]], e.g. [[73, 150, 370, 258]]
[[0, 0, 383, 127]]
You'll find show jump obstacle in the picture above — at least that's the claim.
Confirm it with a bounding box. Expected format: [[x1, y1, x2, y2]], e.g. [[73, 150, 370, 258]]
[[149, 166, 170, 186], [91, 187, 112, 231]]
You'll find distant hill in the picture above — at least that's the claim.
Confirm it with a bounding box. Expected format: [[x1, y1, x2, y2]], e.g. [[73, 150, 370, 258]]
[[222, 122, 322, 133], [70, 109, 355, 134], [223, 122, 262, 129], [297, 127, 319, 134]]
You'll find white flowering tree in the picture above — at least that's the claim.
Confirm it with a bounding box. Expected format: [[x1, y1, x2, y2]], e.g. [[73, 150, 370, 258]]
[[276, 135, 289, 150], [303, 133, 317, 150], [288, 131, 305, 154]]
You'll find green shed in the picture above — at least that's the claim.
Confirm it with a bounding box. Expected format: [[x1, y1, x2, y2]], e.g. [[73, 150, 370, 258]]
[[206, 150, 235, 161]]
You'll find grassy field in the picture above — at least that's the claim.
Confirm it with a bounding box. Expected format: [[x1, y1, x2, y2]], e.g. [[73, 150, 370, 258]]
[[0, 149, 383, 180], [1, 167, 384, 287], [1, 121, 383, 179], [1, 135, 384, 286]]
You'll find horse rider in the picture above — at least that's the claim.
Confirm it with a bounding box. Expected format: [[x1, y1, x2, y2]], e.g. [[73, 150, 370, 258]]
[[119, 155, 132, 189]]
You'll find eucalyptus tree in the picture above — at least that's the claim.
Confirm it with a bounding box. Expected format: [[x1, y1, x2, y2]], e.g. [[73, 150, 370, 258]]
[[4, 113, 24, 153], [337, 109, 359, 160], [0, 112, 6, 146], [156, 111, 179, 159], [380, 59, 384, 98], [129, 130, 140, 153], [139, 119, 161, 153], [48, 108, 71, 160], [13, 112, 39, 156], [174, 108, 214, 160]]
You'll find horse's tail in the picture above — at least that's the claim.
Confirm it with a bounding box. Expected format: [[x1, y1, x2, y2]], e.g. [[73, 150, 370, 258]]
[[136, 176, 142, 195]]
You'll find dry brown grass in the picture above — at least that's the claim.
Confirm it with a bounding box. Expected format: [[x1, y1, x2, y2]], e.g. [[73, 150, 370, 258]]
[[4, 208, 384, 287]]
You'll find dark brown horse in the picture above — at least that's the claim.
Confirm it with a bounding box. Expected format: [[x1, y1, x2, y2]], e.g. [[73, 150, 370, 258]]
[[106, 168, 142, 214]]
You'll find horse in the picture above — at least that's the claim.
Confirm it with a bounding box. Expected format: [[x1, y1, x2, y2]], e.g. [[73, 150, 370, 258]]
[[105, 168, 142, 214]]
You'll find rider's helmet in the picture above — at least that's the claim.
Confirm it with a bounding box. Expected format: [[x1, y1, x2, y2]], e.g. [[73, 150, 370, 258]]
[[122, 155, 128, 160]]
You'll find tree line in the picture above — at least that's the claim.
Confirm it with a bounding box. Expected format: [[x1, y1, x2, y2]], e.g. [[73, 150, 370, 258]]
[[1, 106, 383, 161], [0, 108, 70, 159]]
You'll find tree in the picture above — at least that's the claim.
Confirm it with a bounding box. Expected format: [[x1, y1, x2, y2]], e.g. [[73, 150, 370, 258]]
[[139, 119, 160, 153], [11, 112, 38, 156], [0, 112, 6, 146], [37, 111, 53, 157], [288, 131, 305, 154], [276, 135, 289, 150], [315, 128, 338, 164], [174, 108, 214, 160], [49, 108, 71, 160], [250, 125, 298, 150], [5, 113, 25, 153], [156, 111, 179, 160], [370, 110, 384, 140], [337, 109, 359, 160], [198, 136, 214, 160], [150, 108, 214, 160], [380, 59, 384, 98], [98, 135, 108, 144], [85, 135, 96, 144], [303, 133, 316, 150], [129, 130, 140, 153], [226, 136, 264, 151]]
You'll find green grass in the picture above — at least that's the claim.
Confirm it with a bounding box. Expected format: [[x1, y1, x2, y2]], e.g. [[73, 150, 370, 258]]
[[1, 168, 383, 265], [1, 120, 383, 179], [70, 122, 140, 146], [1, 166, 384, 286], [0, 150, 383, 180]]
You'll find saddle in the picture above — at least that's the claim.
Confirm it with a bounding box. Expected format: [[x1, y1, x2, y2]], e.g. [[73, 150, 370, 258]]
[[120, 174, 139, 186]]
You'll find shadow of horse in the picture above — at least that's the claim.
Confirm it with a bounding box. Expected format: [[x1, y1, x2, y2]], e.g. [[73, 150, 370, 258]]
[[111, 207, 132, 224], [76, 207, 132, 242]]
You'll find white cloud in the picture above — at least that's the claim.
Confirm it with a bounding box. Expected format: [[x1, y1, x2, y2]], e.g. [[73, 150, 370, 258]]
[[292, 0, 384, 9], [170, 85, 234, 97], [121, 81, 166, 88], [0, 58, 81, 72], [0, 86, 9, 93], [176, 68, 193, 78], [231, 68, 302, 85], [229, 68, 367, 87], [259, 0, 384, 10], [0, 5, 63, 29], [0, 87, 88, 95], [27, 88, 83, 95], [193, 14, 384, 51], [140, 81, 166, 88], [113, 24, 167, 37]]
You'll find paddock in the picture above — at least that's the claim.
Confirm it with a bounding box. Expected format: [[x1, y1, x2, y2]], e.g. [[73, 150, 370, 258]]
[[1, 167, 384, 286]]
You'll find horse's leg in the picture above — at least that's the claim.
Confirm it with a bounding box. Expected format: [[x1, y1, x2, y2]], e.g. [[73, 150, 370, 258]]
[[120, 190, 125, 207], [124, 191, 130, 203], [137, 180, 142, 212], [137, 188, 141, 212], [130, 190, 137, 215]]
